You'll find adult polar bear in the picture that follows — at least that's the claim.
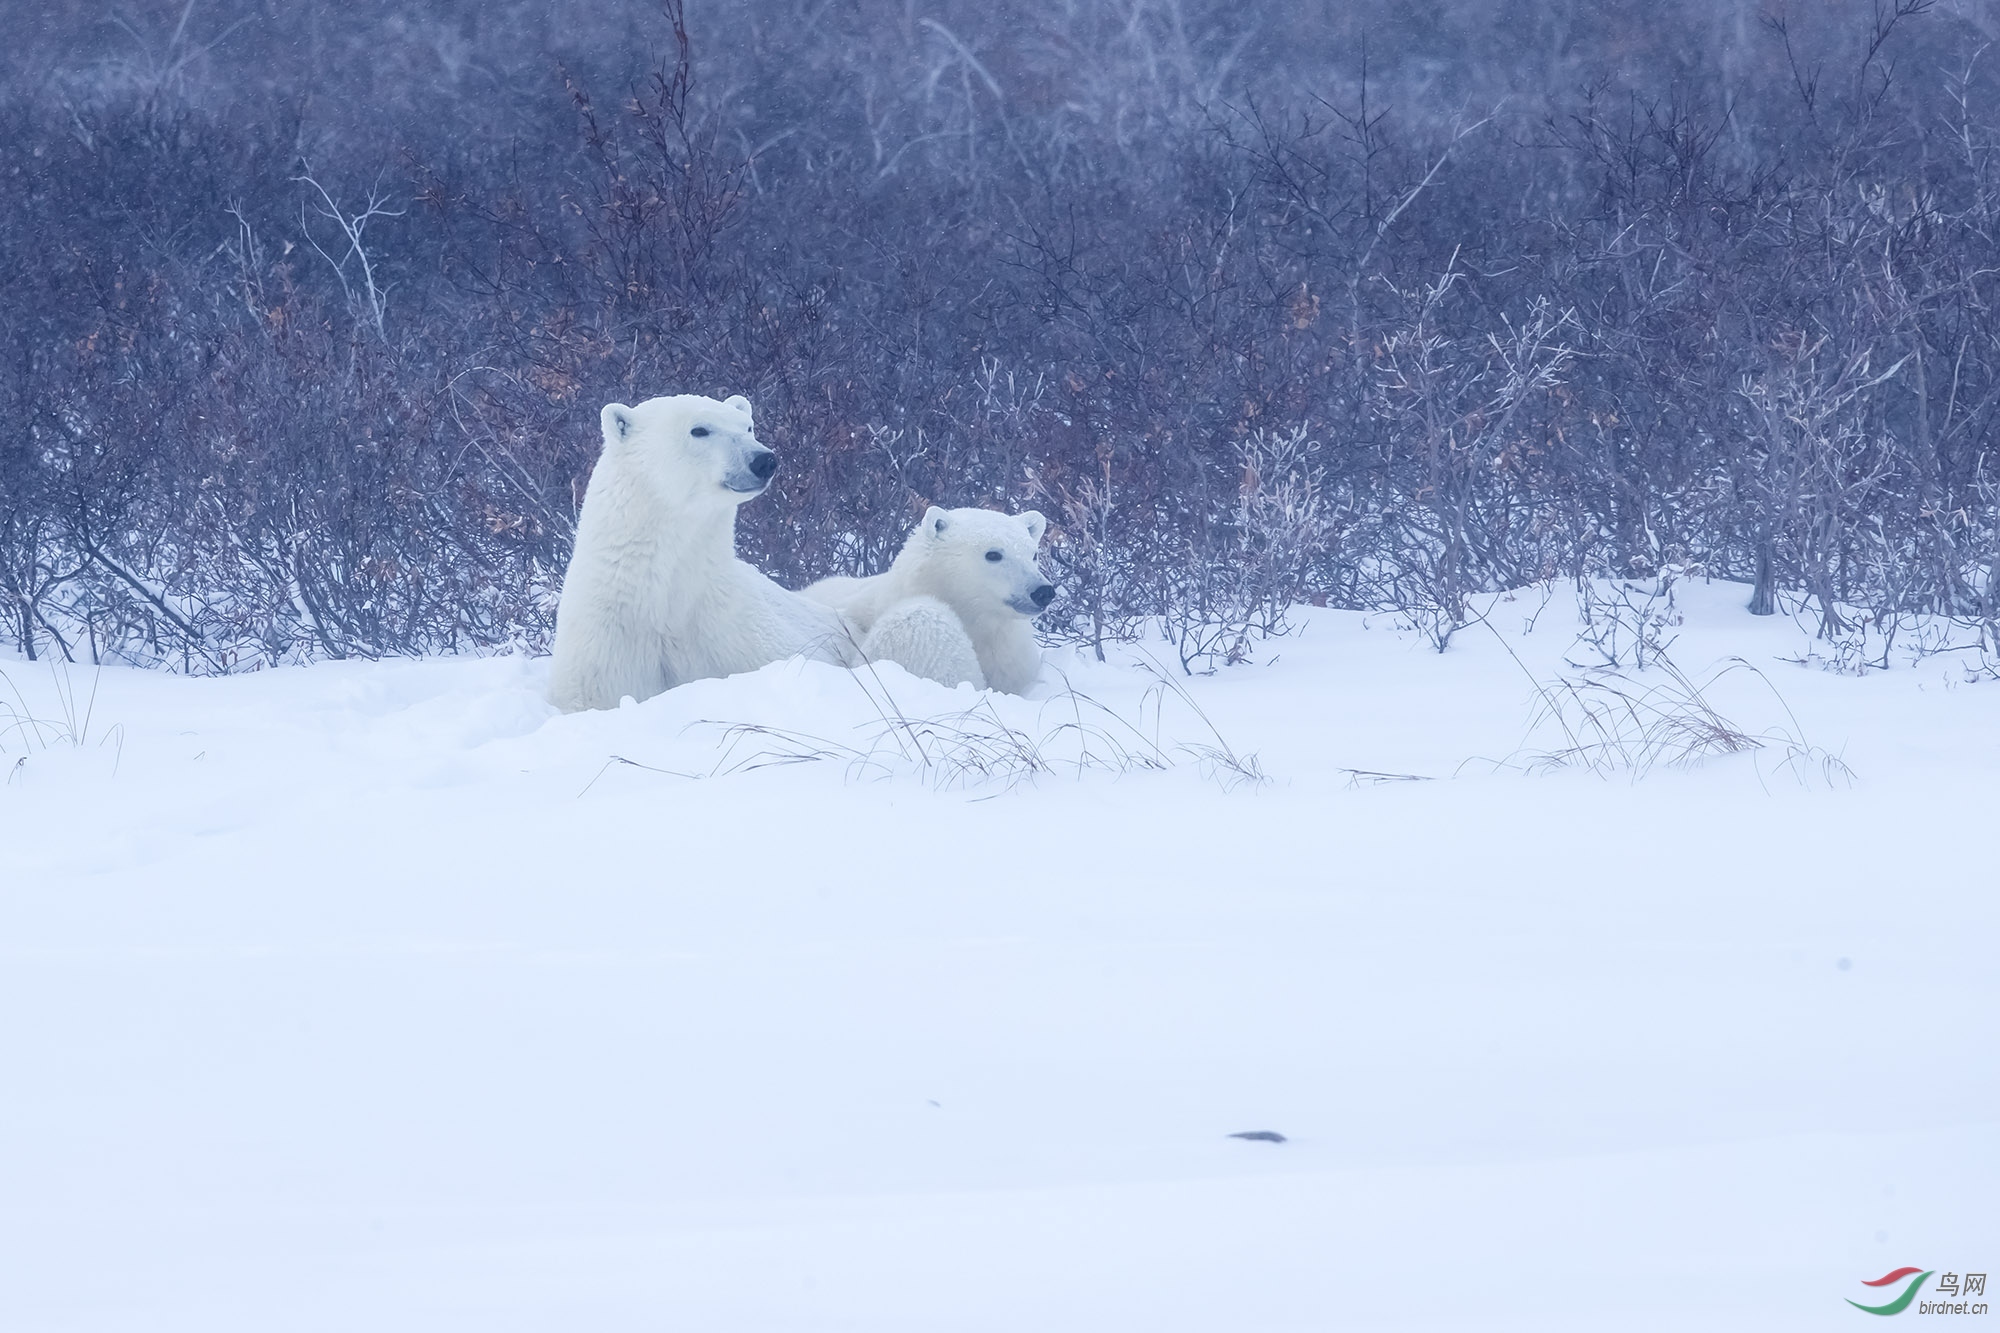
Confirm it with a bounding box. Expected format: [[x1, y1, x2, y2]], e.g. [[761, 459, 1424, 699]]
[[547, 393, 864, 712], [806, 506, 1054, 695]]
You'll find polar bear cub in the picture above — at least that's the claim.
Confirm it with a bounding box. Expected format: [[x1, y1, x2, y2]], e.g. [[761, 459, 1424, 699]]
[[807, 507, 1055, 695], [547, 393, 862, 712]]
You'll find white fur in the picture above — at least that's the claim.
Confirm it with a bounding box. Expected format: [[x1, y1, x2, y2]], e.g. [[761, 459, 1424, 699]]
[[807, 506, 1052, 695], [547, 393, 861, 713], [860, 596, 987, 690]]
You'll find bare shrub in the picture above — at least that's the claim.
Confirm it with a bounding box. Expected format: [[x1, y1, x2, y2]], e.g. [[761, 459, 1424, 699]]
[[4, 1, 1999, 678], [1568, 573, 1688, 672], [1153, 422, 1340, 672], [1366, 286, 1580, 651]]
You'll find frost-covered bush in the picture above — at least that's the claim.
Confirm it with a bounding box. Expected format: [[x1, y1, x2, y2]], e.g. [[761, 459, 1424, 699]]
[[4, 0, 1999, 672]]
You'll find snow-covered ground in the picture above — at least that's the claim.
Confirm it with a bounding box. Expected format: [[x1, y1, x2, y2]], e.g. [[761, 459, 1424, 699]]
[[3, 580, 1995, 1331]]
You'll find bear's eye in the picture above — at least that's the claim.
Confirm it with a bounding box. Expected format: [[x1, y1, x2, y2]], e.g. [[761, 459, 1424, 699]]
[[690, 426, 711, 438], [985, 550, 1002, 562]]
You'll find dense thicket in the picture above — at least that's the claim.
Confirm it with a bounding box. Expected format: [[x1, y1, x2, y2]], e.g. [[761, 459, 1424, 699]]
[[5, 0, 2000, 670]]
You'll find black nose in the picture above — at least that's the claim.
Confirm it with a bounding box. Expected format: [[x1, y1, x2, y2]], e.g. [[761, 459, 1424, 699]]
[[1031, 584, 1055, 609], [748, 450, 778, 481]]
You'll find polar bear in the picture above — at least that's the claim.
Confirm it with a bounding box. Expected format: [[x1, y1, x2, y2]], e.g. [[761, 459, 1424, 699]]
[[807, 506, 1054, 695], [547, 393, 862, 712]]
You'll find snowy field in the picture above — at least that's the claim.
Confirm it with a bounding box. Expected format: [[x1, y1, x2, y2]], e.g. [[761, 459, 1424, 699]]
[[3, 579, 1996, 1332]]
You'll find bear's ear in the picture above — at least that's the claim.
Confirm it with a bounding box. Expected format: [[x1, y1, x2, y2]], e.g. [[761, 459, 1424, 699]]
[[601, 403, 635, 442], [723, 394, 753, 424], [923, 505, 950, 538], [1019, 510, 1047, 544]]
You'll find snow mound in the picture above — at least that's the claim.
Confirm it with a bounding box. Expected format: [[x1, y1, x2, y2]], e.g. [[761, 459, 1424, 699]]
[[2, 580, 1996, 1331]]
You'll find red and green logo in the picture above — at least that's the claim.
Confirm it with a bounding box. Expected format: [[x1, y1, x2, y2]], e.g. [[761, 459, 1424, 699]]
[[1848, 1268, 1933, 1316]]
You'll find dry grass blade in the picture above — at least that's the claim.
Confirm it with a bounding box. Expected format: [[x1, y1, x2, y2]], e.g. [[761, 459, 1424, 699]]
[[1338, 768, 1435, 789], [575, 752, 702, 797]]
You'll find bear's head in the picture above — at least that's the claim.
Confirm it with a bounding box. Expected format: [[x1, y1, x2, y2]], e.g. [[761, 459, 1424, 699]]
[[599, 393, 775, 509], [915, 506, 1055, 618]]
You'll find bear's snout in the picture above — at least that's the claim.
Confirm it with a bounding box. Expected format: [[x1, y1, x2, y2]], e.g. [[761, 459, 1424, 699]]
[[1031, 583, 1056, 609], [748, 449, 778, 481]]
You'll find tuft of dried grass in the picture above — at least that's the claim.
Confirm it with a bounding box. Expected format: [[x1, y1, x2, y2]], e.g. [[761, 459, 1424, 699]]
[[1463, 602, 1852, 786], [712, 655, 1266, 791], [584, 652, 1266, 795], [1, 662, 125, 782], [1516, 655, 1852, 785]]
